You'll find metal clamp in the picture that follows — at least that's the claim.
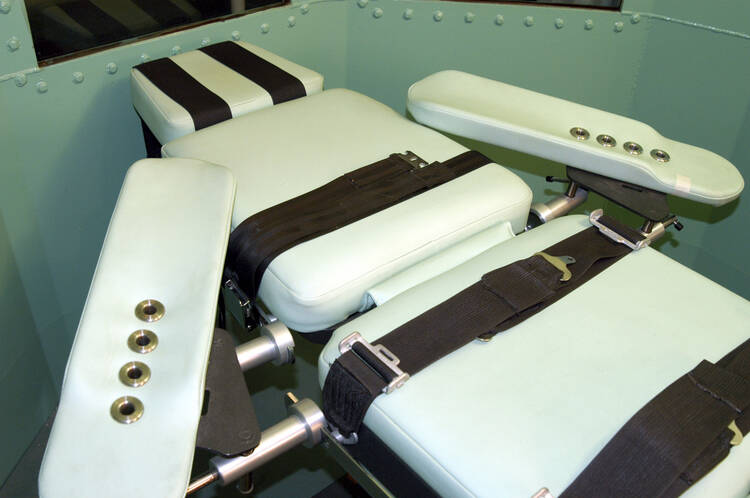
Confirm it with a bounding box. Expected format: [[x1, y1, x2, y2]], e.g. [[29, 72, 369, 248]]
[[339, 332, 409, 394], [590, 209, 683, 251]]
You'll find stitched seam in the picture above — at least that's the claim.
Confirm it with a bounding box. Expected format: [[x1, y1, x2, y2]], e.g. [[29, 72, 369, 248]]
[[688, 372, 742, 413]]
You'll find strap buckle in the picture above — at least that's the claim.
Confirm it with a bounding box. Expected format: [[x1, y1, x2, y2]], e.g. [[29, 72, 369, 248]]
[[339, 332, 410, 394]]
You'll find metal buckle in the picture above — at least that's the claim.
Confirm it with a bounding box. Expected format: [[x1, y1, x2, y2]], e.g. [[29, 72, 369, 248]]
[[589, 209, 648, 251], [339, 332, 410, 394], [728, 420, 743, 446]]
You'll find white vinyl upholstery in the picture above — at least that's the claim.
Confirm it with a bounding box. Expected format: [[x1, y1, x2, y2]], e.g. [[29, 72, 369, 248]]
[[319, 215, 750, 498], [408, 71, 744, 206], [39, 159, 235, 498], [163, 89, 533, 332], [131, 41, 324, 144]]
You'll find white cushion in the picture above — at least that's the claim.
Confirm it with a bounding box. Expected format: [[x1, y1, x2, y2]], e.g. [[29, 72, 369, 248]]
[[163, 89, 533, 332], [319, 215, 750, 498], [131, 41, 324, 144], [39, 159, 236, 498]]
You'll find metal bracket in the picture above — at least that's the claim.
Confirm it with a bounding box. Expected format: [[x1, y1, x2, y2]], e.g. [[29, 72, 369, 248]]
[[590, 209, 683, 251], [395, 150, 429, 169], [339, 332, 410, 394], [196, 328, 261, 457]]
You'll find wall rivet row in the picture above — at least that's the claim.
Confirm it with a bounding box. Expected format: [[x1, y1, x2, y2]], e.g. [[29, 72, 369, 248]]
[[0, 1, 10, 14], [105, 62, 118, 74], [631, 13, 641, 24], [555, 18, 565, 29], [201, 37, 211, 46], [465, 12, 475, 23], [372, 7, 383, 18], [260, 23, 270, 34], [495, 15, 504, 26], [300, 3, 309, 14], [403, 8, 413, 20], [140, 53, 150, 62], [524, 16, 534, 27], [72, 71, 84, 84], [36, 81, 48, 93], [14, 73, 26, 87], [584, 19, 594, 30], [231, 30, 241, 40], [613, 21, 624, 32], [433, 10, 443, 22], [171, 45, 181, 55], [6, 36, 20, 52], [357, 0, 368, 7], [288, 16, 296, 27]]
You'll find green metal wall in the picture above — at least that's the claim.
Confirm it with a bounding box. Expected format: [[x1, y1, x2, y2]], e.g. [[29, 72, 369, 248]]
[[0, 0, 748, 486]]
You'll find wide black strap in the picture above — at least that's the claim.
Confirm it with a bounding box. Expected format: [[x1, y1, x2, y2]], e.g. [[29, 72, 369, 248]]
[[562, 338, 750, 498], [226, 151, 492, 300], [199, 41, 306, 104], [323, 227, 631, 435], [135, 58, 232, 131]]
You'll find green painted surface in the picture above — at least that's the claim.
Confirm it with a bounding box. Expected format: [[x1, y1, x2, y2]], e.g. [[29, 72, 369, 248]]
[[0, 0, 748, 491]]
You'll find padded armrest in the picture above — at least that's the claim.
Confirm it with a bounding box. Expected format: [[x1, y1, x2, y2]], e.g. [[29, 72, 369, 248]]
[[407, 70, 743, 206], [39, 159, 236, 498]]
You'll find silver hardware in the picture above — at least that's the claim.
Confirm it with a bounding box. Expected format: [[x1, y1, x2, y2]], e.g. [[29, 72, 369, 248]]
[[119, 361, 151, 387], [110, 396, 144, 424], [596, 134, 616, 147], [372, 8, 383, 18], [72, 71, 84, 84], [128, 329, 158, 353], [134, 299, 165, 322], [529, 187, 588, 225], [650, 149, 670, 163], [584, 18, 594, 30], [555, 18, 565, 29], [396, 151, 429, 169], [624, 141, 643, 155], [495, 14, 504, 26], [235, 321, 295, 371], [569, 127, 590, 141], [590, 209, 680, 251], [728, 420, 743, 446], [36, 81, 48, 94], [105, 62, 118, 75], [403, 8, 413, 20], [260, 23, 270, 34], [327, 423, 359, 445], [464, 12, 475, 23], [433, 10, 443, 22], [7, 36, 20, 52], [534, 252, 574, 282], [614, 21, 624, 32], [524, 16, 535, 27], [339, 332, 409, 394]]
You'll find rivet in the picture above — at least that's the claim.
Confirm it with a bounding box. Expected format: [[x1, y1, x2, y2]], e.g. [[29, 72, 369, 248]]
[[105, 62, 118, 74], [134, 299, 165, 323], [631, 13, 641, 24], [171, 45, 181, 55], [110, 396, 144, 424], [597, 134, 616, 147], [614, 21, 624, 32], [357, 0, 368, 7], [623, 141, 643, 155], [128, 329, 159, 354], [465, 12, 475, 23], [288, 15, 296, 27], [570, 127, 590, 141], [0, 0, 10, 14], [495, 14, 504, 26], [140, 53, 150, 63], [555, 18, 564, 29], [372, 7, 383, 18], [201, 37, 211, 46], [36, 81, 48, 93], [260, 23, 270, 34], [119, 361, 151, 388], [650, 149, 670, 163], [433, 10, 443, 22], [72, 71, 84, 84], [7, 36, 20, 52], [524, 16, 534, 27], [584, 19, 594, 30], [231, 30, 241, 40], [403, 8, 413, 20], [300, 3, 309, 14], [14, 73, 26, 87]]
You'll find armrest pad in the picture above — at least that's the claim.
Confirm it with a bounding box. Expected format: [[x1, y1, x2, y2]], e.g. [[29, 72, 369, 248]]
[[39, 159, 236, 498], [407, 70, 743, 206]]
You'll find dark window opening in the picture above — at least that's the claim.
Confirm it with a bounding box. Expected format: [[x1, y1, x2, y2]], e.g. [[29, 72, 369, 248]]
[[25, 0, 285, 63]]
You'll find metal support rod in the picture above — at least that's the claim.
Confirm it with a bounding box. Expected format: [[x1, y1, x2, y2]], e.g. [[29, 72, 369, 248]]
[[530, 187, 588, 224], [186, 470, 219, 494], [235, 321, 295, 371]]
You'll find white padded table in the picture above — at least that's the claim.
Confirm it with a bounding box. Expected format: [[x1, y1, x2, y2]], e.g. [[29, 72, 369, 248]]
[[39, 159, 235, 498], [164, 89, 533, 332], [131, 41, 324, 144], [319, 215, 750, 497]]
